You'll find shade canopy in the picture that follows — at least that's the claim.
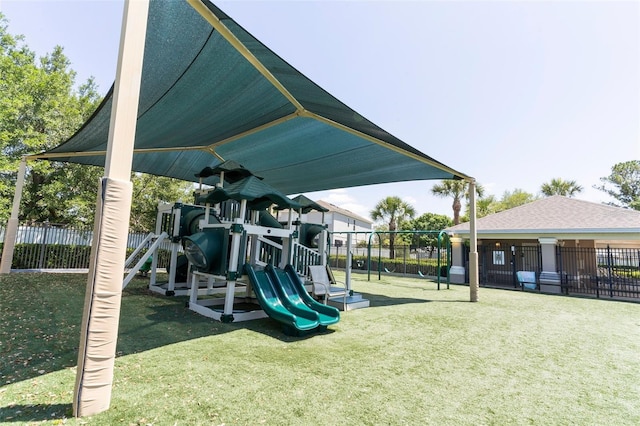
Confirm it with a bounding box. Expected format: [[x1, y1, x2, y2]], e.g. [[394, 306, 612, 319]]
[[35, 0, 469, 194]]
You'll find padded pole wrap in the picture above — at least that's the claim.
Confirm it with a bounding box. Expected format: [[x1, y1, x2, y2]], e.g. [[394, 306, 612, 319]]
[[73, 177, 133, 417]]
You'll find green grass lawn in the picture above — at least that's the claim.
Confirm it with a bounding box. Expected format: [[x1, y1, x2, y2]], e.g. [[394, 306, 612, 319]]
[[1, 271, 639, 425]]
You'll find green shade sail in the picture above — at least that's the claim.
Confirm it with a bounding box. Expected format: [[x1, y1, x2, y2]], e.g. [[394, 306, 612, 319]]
[[36, 0, 469, 194]]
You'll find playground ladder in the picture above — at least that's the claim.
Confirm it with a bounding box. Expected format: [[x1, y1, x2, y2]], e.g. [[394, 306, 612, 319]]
[[122, 231, 168, 288]]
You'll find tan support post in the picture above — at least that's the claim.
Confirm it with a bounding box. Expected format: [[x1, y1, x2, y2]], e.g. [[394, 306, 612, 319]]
[[0, 157, 27, 274], [73, 0, 149, 417], [468, 179, 479, 302]]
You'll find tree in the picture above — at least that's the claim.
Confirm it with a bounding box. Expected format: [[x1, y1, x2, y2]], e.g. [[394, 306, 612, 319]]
[[458, 194, 501, 223], [129, 173, 194, 232], [0, 16, 195, 231], [594, 160, 640, 210], [371, 223, 389, 247], [370, 196, 416, 259], [459, 189, 538, 223], [0, 15, 102, 225], [431, 180, 484, 225], [476, 195, 500, 218], [406, 212, 452, 256], [541, 178, 583, 197], [497, 189, 538, 210]]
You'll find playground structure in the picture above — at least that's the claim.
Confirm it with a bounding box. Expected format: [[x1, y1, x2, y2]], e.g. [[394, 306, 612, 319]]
[[121, 164, 455, 328], [122, 161, 367, 329]]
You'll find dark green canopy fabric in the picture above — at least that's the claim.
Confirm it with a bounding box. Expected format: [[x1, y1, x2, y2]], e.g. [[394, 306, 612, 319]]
[[36, 0, 469, 194]]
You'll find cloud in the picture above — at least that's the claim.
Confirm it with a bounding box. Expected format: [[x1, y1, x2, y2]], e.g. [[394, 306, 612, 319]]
[[319, 190, 371, 219], [404, 196, 417, 207], [323, 189, 355, 205], [340, 203, 371, 219]]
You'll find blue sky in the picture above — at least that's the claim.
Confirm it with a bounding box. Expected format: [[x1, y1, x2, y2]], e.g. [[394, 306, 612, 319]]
[[1, 0, 638, 221]]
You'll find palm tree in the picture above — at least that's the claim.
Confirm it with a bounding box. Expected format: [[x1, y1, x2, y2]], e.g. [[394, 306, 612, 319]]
[[370, 196, 416, 259], [541, 178, 583, 197], [476, 194, 498, 218], [431, 180, 484, 225]]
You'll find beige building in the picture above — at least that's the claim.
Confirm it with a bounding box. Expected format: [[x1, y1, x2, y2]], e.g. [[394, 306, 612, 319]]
[[446, 196, 640, 297]]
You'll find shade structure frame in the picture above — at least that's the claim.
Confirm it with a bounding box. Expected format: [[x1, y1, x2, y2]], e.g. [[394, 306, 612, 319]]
[[0, 3, 481, 420], [31, 0, 470, 195]]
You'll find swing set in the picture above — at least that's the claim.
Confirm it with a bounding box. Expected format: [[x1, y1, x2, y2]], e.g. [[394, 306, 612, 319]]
[[327, 230, 452, 290]]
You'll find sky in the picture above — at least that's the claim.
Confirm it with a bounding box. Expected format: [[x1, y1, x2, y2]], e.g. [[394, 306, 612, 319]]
[[1, 0, 638, 222]]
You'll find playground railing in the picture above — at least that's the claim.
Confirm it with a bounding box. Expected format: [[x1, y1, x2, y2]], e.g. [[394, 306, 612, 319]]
[[254, 236, 283, 268], [292, 243, 322, 277]]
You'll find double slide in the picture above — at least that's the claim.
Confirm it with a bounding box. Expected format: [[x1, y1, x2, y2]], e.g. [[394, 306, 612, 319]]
[[244, 263, 340, 334]]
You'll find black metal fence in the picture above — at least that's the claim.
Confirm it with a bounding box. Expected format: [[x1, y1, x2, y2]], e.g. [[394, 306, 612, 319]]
[[479, 245, 542, 287], [559, 246, 640, 299], [479, 244, 640, 300], [4, 222, 638, 301], [0, 222, 176, 270]]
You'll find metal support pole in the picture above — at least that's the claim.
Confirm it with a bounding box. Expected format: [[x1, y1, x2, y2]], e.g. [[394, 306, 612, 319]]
[[73, 0, 149, 417], [345, 233, 352, 292], [468, 179, 479, 302], [0, 157, 27, 274]]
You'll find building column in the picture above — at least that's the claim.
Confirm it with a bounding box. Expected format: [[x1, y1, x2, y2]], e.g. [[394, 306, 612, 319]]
[[449, 236, 466, 284], [468, 179, 479, 302], [538, 237, 561, 293]]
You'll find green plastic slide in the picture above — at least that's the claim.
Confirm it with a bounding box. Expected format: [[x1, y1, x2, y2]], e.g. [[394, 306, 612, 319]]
[[272, 265, 340, 326], [244, 264, 319, 332]]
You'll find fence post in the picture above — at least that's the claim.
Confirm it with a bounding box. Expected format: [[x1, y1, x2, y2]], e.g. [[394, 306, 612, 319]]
[[607, 245, 613, 298], [403, 244, 407, 275], [38, 221, 50, 269], [556, 245, 567, 295], [511, 245, 517, 288]]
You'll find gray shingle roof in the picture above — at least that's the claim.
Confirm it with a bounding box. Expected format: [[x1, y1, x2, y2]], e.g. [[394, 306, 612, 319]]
[[316, 200, 373, 224], [447, 196, 640, 235]]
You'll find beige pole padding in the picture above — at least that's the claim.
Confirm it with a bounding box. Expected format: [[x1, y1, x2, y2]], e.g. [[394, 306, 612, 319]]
[[0, 157, 27, 274], [73, 0, 149, 417], [73, 178, 133, 416]]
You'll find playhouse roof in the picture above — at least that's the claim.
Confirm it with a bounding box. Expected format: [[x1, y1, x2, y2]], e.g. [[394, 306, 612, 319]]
[[447, 196, 640, 240], [34, 0, 469, 195], [200, 175, 300, 210]]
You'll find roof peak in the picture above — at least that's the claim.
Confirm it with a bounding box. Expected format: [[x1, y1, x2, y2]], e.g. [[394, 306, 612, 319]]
[[448, 195, 640, 233]]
